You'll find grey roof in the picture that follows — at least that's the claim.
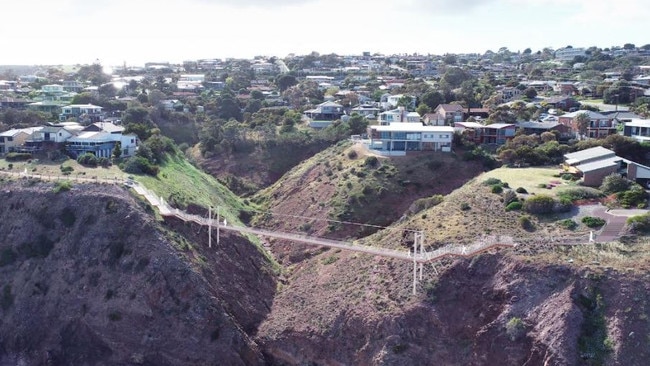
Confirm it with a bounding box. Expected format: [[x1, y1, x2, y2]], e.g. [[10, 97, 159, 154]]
[[564, 146, 615, 165], [576, 156, 625, 173], [518, 121, 561, 129]]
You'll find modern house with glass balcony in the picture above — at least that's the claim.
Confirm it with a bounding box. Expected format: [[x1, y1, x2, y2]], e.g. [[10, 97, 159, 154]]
[[367, 123, 454, 155]]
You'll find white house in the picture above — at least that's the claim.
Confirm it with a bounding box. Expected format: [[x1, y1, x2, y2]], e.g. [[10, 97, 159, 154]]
[[378, 107, 420, 125], [0, 127, 42, 154], [367, 123, 454, 155]]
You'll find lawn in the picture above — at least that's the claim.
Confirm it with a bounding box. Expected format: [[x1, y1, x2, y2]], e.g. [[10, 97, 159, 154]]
[[480, 166, 579, 196], [0, 157, 126, 181]]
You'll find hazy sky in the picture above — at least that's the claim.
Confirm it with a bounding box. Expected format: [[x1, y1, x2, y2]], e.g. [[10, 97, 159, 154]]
[[1, 0, 648, 66]]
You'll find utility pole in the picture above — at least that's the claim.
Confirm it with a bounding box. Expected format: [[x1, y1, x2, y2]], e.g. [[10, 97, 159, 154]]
[[208, 206, 212, 248], [412, 232, 419, 295], [419, 231, 424, 281], [216, 206, 220, 246]]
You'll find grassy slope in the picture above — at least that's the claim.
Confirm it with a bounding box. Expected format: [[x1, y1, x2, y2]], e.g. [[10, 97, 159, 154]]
[[252, 141, 487, 241]]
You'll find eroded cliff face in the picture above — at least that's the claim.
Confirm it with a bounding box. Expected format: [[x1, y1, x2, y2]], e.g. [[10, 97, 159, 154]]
[[0, 181, 276, 366], [257, 252, 650, 366]]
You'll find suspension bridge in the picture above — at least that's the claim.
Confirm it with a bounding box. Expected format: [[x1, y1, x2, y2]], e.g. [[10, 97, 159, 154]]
[[130, 181, 517, 294]]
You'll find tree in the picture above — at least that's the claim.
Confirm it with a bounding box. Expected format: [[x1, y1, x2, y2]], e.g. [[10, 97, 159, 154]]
[[348, 113, 368, 135], [112, 141, 122, 159], [524, 87, 538, 99], [276, 74, 298, 93], [416, 104, 431, 116], [574, 112, 590, 138], [623, 43, 636, 50], [420, 90, 444, 110]]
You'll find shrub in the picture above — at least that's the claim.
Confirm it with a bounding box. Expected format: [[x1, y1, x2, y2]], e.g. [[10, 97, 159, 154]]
[[123, 156, 159, 176], [53, 180, 73, 193], [519, 215, 534, 231], [460, 202, 471, 211], [523, 194, 555, 214], [97, 157, 111, 167], [409, 195, 444, 215], [347, 150, 358, 159], [505, 201, 523, 211], [5, 152, 32, 161], [556, 187, 603, 202], [77, 153, 98, 167], [617, 184, 648, 208], [364, 156, 379, 168], [503, 190, 517, 205], [505, 317, 525, 341], [483, 177, 502, 186], [581, 216, 606, 228], [626, 213, 650, 233], [561, 173, 574, 181], [538, 183, 547, 188], [600, 173, 632, 194], [491, 185, 503, 194], [559, 219, 578, 230], [60, 165, 74, 175]]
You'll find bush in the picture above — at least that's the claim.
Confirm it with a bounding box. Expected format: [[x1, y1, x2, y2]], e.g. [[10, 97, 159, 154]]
[[561, 173, 574, 181], [617, 184, 648, 208], [505, 317, 525, 341], [559, 219, 578, 230], [122, 156, 159, 176], [505, 201, 523, 211], [60, 165, 74, 175], [460, 202, 471, 211], [5, 152, 32, 161], [53, 180, 72, 193], [503, 190, 517, 205], [77, 153, 98, 167], [364, 156, 379, 168], [581, 216, 606, 228], [600, 173, 632, 194], [347, 150, 358, 159], [556, 187, 603, 202], [626, 213, 650, 233], [409, 195, 444, 215], [491, 185, 503, 194], [483, 177, 502, 186], [519, 215, 534, 231], [515, 187, 527, 194], [523, 194, 555, 214]]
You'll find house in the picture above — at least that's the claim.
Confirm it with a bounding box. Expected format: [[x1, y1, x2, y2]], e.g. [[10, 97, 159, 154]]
[[563, 146, 650, 187], [544, 96, 580, 111], [65, 131, 138, 158], [62, 80, 84, 92], [22, 125, 75, 152], [622, 118, 650, 142], [378, 107, 420, 124], [160, 99, 183, 111], [516, 121, 572, 138], [454, 122, 516, 145], [428, 104, 464, 126], [59, 104, 103, 123], [496, 87, 522, 103], [83, 122, 125, 134], [464, 108, 490, 121], [0, 127, 42, 154], [558, 110, 615, 139], [380, 94, 415, 110], [480, 123, 517, 144], [0, 97, 29, 110], [304, 101, 345, 128], [554, 47, 586, 62], [350, 104, 380, 119], [367, 123, 454, 155]]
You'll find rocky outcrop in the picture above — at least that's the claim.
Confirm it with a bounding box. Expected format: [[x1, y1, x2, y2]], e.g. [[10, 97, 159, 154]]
[[0, 181, 276, 365]]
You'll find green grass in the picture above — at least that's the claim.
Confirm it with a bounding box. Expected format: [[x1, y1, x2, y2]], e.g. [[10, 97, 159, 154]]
[[135, 154, 279, 269], [0, 157, 125, 181], [481, 167, 579, 197]]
